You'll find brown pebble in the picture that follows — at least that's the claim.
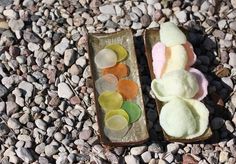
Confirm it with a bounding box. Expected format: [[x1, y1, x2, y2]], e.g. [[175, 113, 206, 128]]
[[70, 96, 81, 105], [182, 154, 198, 164], [215, 66, 230, 78]]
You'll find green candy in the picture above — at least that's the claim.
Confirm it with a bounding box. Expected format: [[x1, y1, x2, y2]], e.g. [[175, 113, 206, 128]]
[[121, 101, 142, 123]]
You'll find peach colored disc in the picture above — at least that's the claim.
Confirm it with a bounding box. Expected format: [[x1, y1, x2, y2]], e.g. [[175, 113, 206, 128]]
[[189, 68, 208, 100], [102, 63, 129, 79], [117, 79, 139, 100], [184, 42, 197, 68], [152, 42, 166, 79]]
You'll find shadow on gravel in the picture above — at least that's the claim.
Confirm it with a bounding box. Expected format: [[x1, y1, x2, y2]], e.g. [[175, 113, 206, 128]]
[[133, 25, 234, 147]]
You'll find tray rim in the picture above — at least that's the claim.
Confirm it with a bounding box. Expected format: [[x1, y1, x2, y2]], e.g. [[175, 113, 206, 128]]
[[87, 28, 150, 146], [142, 27, 213, 143]]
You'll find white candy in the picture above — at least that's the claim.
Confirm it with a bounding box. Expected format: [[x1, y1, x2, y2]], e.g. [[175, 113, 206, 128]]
[[94, 48, 117, 69], [160, 22, 187, 47], [160, 98, 209, 139], [95, 74, 118, 94], [151, 69, 199, 102]]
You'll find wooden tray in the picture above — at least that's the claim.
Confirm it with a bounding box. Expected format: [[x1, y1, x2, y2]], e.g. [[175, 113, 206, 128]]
[[143, 28, 212, 143], [87, 29, 149, 146]]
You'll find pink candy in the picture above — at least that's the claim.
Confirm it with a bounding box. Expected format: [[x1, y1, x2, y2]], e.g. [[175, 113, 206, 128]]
[[184, 42, 197, 69], [152, 42, 166, 79], [189, 68, 208, 100]]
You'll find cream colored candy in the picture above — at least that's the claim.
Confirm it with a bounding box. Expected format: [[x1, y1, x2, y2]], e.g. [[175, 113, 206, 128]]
[[94, 48, 117, 69], [162, 45, 188, 76], [160, 98, 209, 139], [160, 22, 187, 47], [151, 69, 199, 102]]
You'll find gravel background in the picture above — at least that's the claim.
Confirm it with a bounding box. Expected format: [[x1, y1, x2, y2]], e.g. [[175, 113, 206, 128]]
[[0, 0, 236, 163]]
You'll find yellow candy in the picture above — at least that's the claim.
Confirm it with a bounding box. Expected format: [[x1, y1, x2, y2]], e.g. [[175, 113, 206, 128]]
[[105, 115, 128, 131], [105, 109, 129, 123], [161, 45, 188, 76], [98, 91, 123, 112], [106, 44, 128, 62]]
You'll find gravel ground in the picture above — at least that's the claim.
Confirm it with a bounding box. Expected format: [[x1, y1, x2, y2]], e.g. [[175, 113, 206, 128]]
[[0, 0, 236, 163]]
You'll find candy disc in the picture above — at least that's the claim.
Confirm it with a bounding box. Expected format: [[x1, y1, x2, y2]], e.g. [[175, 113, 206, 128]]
[[121, 101, 142, 123], [102, 63, 129, 79], [98, 91, 123, 111], [151, 69, 199, 102], [160, 22, 187, 47], [94, 48, 117, 69], [105, 115, 128, 131], [104, 126, 129, 140], [95, 74, 118, 94], [117, 79, 139, 100], [152, 42, 166, 79], [106, 44, 128, 62], [105, 109, 129, 123]]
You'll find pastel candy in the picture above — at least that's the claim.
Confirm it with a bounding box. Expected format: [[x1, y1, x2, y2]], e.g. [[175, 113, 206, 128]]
[[160, 98, 209, 139], [98, 91, 123, 112], [121, 101, 142, 123], [117, 79, 139, 100], [94, 48, 117, 69], [106, 44, 128, 62], [152, 42, 166, 79], [104, 126, 129, 140], [102, 63, 129, 79], [189, 68, 208, 100], [184, 42, 197, 68], [95, 74, 118, 94], [105, 109, 129, 123], [162, 45, 188, 76], [160, 22, 187, 47], [151, 69, 199, 102], [105, 114, 128, 131]]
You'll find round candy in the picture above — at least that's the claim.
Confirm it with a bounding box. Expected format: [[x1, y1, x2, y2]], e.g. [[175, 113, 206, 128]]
[[151, 69, 199, 102], [98, 91, 123, 112], [160, 98, 197, 138], [102, 63, 129, 79], [104, 126, 129, 140], [94, 48, 117, 69], [105, 109, 129, 123], [106, 44, 128, 62], [95, 74, 118, 94], [160, 22, 187, 47], [162, 45, 188, 76], [105, 115, 128, 131], [121, 101, 142, 123], [117, 79, 139, 100], [160, 98, 209, 139], [184, 42, 197, 68], [152, 42, 166, 79], [189, 68, 208, 101]]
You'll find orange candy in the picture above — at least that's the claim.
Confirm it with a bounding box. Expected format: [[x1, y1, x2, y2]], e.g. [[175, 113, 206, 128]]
[[102, 63, 129, 79], [117, 79, 139, 100]]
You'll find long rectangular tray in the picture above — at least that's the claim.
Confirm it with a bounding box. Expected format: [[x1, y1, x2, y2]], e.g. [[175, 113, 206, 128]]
[[88, 29, 149, 146], [143, 28, 212, 143]]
